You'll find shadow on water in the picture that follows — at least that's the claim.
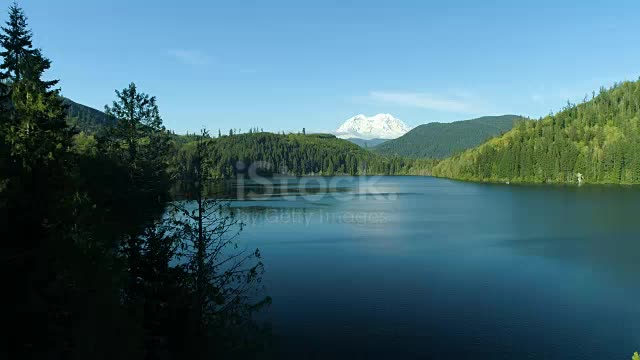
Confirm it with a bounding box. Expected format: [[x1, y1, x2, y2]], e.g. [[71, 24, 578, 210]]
[[484, 182, 640, 288]]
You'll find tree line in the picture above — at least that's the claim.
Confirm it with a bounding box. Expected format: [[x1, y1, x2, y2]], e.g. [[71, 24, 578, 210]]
[[0, 4, 269, 359], [174, 132, 437, 179]]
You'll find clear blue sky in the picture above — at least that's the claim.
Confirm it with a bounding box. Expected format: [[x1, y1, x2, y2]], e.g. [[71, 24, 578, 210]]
[[18, 0, 640, 134]]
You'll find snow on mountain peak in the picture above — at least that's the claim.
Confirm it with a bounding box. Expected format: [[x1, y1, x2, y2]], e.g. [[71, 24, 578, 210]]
[[335, 114, 411, 140]]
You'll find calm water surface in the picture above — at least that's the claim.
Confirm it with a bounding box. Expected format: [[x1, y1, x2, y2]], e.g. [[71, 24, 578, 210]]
[[224, 176, 640, 359]]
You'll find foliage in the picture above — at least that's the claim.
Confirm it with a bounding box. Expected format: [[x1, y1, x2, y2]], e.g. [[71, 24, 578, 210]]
[[0, 2, 33, 82], [0, 4, 270, 359], [174, 131, 436, 178], [101, 83, 173, 229], [105, 83, 165, 164], [346, 137, 388, 148], [0, 3, 126, 358], [169, 131, 271, 357], [373, 115, 523, 159], [0, 2, 71, 169], [71, 130, 98, 155], [64, 97, 115, 133], [433, 80, 640, 184]]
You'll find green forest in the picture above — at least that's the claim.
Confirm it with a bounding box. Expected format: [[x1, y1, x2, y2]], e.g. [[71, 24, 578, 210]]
[[373, 115, 522, 159], [63, 97, 116, 133], [176, 131, 436, 178], [1, 5, 269, 359], [68, 108, 438, 178], [432, 81, 640, 184]]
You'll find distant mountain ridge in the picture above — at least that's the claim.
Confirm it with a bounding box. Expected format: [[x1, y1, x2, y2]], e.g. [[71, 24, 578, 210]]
[[335, 114, 411, 140], [373, 115, 523, 159]]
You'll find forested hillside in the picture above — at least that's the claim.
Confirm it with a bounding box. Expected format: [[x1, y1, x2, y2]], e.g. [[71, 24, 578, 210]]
[[345, 137, 387, 148], [433, 80, 640, 184], [61, 101, 437, 177], [373, 115, 522, 159], [176, 132, 436, 177], [63, 97, 115, 133]]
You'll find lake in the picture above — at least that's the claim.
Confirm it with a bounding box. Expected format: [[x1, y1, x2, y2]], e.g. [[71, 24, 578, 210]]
[[222, 176, 640, 359]]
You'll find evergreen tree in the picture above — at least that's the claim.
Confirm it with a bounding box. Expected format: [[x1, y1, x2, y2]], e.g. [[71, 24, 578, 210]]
[[0, 4, 271, 358], [104, 83, 172, 310], [0, 2, 33, 82], [0, 1, 68, 166], [171, 130, 271, 356], [0, 4, 104, 358], [105, 83, 163, 166]]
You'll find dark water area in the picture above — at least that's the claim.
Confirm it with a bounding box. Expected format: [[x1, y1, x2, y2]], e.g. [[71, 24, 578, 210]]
[[217, 176, 640, 359]]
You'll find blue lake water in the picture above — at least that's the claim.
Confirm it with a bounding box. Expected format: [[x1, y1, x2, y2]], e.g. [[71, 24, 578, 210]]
[[225, 176, 640, 359]]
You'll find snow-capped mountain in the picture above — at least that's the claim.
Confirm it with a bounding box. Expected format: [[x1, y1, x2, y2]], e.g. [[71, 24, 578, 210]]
[[335, 114, 411, 140]]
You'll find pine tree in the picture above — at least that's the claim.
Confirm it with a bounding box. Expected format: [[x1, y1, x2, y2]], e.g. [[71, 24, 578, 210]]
[[0, 2, 33, 82], [105, 83, 164, 166], [0, 4, 89, 357], [0, 2, 68, 166], [170, 130, 270, 355], [104, 83, 171, 306]]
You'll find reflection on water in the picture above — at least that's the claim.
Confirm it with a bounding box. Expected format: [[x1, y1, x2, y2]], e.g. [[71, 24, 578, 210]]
[[192, 176, 640, 359], [174, 176, 406, 201]]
